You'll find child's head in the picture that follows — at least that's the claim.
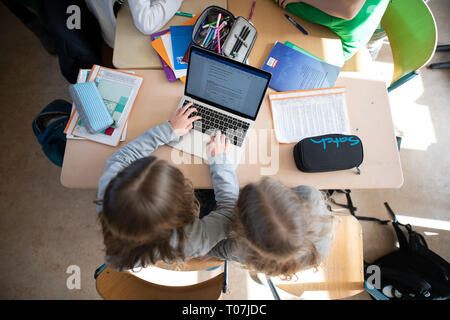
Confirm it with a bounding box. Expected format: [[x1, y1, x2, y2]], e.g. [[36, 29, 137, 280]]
[[232, 177, 333, 279], [99, 156, 199, 270]]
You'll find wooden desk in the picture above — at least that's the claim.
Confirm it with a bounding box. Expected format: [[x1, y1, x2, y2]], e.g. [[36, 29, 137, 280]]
[[113, 0, 344, 69], [113, 0, 228, 69], [61, 70, 403, 190]]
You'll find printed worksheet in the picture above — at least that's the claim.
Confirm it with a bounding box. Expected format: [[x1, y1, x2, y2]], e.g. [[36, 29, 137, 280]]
[[269, 87, 350, 143]]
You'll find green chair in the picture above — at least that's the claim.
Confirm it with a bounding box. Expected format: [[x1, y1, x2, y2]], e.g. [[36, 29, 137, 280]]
[[381, 0, 438, 92]]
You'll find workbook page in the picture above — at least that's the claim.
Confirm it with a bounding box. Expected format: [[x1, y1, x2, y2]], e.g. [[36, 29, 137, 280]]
[[269, 87, 350, 143]]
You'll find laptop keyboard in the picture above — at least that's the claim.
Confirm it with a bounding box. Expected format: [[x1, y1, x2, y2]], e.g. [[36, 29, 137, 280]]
[[183, 101, 250, 147]]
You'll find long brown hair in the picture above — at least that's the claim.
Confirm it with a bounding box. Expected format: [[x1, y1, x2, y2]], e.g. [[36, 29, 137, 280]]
[[232, 177, 333, 280], [99, 156, 199, 270]]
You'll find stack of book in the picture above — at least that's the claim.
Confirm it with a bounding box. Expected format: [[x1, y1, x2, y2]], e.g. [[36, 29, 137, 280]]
[[64, 65, 143, 147], [150, 14, 199, 83]]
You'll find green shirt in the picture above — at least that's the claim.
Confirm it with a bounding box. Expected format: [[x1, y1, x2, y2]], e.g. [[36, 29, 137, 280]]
[[286, 0, 390, 61]]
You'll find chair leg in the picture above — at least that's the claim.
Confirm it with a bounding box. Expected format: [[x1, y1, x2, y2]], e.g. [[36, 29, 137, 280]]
[[387, 71, 419, 92], [222, 260, 228, 293], [396, 136, 402, 150], [427, 45, 450, 69], [428, 62, 450, 69], [436, 44, 450, 52], [266, 277, 281, 300]]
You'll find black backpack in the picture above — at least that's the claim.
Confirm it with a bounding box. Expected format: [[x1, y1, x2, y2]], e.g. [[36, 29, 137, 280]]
[[32, 99, 72, 167], [329, 190, 450, 300]]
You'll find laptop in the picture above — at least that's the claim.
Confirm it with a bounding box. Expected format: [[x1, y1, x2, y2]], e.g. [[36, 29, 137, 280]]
[[169, 46, 271, 164]]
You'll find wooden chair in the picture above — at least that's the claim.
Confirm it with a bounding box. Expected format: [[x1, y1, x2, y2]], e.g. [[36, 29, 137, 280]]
[[270, 213, 365, 300], [94, 258, 227, 300]]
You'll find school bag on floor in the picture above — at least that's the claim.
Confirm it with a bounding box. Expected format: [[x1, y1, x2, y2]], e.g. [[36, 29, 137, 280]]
[[364, 202, 450, 300], [32, 99, 72, 167], [328, 190, 450, 300]]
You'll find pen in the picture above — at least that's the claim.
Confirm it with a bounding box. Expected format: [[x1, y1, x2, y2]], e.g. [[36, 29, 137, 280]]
[[176, 11, 193, 18], [231, 26, 248, 57], [212, 13, 221, 42], [202, 16, 230, 29], [215, 21, 227, 54], [249, 0, 256, 22], [234, 27, 251, 57], [284, 14, 308, 35]]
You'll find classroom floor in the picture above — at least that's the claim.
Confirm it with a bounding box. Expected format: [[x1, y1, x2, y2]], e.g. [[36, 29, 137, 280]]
[[0, 1, 448, 300]]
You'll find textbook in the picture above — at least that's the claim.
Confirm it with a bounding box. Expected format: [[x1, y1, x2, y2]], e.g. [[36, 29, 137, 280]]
[[262, 41, 341, 92]]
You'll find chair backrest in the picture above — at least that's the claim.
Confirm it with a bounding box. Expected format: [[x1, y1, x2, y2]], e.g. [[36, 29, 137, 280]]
[[95, 258, 225, 300], [381, 0, 437, 86], [272, 214, 364, 299]]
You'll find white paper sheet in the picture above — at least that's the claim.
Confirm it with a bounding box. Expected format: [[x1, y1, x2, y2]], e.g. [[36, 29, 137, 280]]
[[269, 87, 350, 143]]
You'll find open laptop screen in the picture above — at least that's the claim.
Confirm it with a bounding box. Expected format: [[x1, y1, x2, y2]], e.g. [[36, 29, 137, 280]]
[[185, 47, 271, 120]]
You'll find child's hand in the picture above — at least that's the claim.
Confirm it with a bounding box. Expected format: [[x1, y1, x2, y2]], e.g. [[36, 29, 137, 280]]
[[207, 130, 230, 157], [169, 102, 202, 137], [276, 0, 298, 8]]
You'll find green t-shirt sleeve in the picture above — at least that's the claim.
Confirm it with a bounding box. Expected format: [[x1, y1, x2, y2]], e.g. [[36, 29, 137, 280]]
[[286, 0, 390, 61]]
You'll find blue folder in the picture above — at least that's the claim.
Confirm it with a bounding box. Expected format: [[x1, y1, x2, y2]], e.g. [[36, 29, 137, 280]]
[[170, 25, 195, 70], [261, 41, 341, 92]]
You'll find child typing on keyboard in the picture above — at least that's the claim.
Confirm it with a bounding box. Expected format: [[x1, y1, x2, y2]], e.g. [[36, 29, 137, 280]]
[[208, 177, 334, 279], [96, 103, 237, 271]]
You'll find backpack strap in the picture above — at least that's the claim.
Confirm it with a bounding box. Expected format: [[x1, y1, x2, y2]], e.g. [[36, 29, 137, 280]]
[[383, 202, 410, 251], [328, 189, 391, 224]]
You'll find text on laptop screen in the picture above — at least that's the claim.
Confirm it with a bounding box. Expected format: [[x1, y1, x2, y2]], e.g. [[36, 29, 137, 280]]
[[186, 49, 270, 119]]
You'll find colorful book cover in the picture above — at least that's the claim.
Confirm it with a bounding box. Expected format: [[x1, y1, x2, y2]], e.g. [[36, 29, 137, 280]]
[[170, 25, 194, 70], [150, 29, 176, 82], [261, 41, 341, 92]]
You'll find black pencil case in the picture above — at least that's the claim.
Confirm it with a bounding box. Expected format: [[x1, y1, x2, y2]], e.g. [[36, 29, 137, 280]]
[[191, 6, 257, 63], [293, 134, 364, 173]]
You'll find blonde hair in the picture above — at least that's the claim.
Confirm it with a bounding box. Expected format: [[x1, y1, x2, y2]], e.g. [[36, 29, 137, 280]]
[[233, 177, 333, 280], [99, 156, 199, 271]]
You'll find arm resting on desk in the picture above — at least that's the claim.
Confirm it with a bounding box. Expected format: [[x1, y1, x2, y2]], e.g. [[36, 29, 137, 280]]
[[283, 0, 366, 20], [128, 0, 183, 35]]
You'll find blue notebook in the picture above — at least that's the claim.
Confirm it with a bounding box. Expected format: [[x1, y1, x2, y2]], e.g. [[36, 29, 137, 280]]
[[170, 25, 194, 70], [261, 41, 341, 92]]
